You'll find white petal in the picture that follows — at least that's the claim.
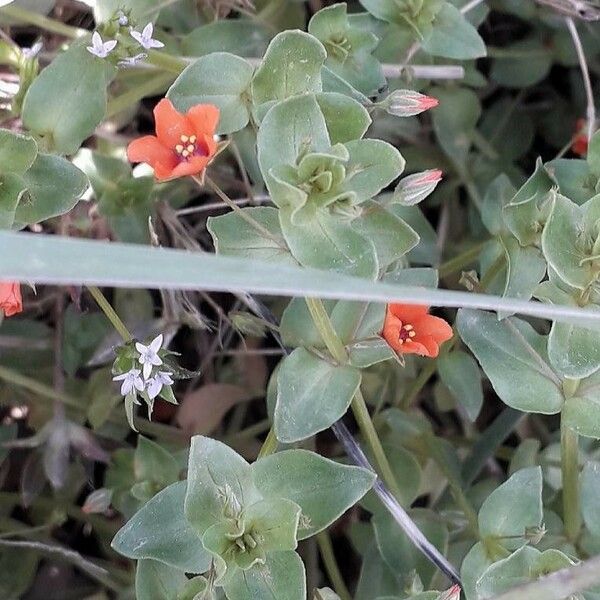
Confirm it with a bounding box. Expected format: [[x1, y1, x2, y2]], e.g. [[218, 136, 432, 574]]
[[143, 362, 152, 380], [120, 380, 132, 396], [142, 23, 154, 39], [149, 334, 163, 353], [92, 31, 102, 48], [135, 341, 148, 354], [148, 39, 164, 49], [150, 354, 163, 366], [104, 39, 118, 52], [112, 372, 128, 381], [130, 30, 143, 44], [147, 378, 162, 399], [134, 376, 145, 392]]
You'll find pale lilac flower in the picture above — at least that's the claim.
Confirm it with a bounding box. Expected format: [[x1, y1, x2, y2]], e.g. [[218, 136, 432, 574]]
[[113, 369, 144, 396], [146, 371, 174, 399], [87, 32, 117, 59], [22, 41, 43, 59], [136, 334, 164, 379], [118, 53, 147, 67], [130, 23, 164, 50]]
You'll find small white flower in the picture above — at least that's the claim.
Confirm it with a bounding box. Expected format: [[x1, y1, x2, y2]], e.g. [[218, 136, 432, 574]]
[[130, 23, 164, 50], [118, 52, 147, 67], [146, 371, 174, 400], [22, 41, 43, 59], [87, 32, 117, 59], [113, 369, 144, 396], [136, 334, 164, 379]]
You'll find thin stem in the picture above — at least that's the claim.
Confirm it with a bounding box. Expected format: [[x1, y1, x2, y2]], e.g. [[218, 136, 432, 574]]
[[257, 427, 278, 458], [561, 415, 581, 542], [316, 531, 352, 600], [202, 176, 288, 250], [565, 17, 596, 142], [87, 286, 131, 342], [304, 297, 405, 501], [0, 5, 86, 38], [146, 49, 188, 74], [438, 241, 487, 278], [106, 72, 175, 117], [460, 0, 487, 13]]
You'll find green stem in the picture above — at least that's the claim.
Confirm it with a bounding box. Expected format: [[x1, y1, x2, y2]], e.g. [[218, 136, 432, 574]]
[[146, 49, 188, 74], [316, 531, 352, 600], [438, 241, 487, 279], [561, 415, 581, 543], [305, 297, 404, 501], [257, 428, 278, 459], [0, 5, 86, 38], [106, 72, 175, 117], [87, 286, 131, 342]]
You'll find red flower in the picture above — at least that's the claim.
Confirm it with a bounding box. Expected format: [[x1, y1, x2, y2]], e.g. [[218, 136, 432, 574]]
[[127, 99, 219, 181], [572, 118, 588, 157], [0, 282, 23, 317], [383, 304, 452, 358]]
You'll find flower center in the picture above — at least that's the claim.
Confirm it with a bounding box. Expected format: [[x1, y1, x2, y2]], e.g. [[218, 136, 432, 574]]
[[174, 134, 198, 160], [397, 323, 416, 344]]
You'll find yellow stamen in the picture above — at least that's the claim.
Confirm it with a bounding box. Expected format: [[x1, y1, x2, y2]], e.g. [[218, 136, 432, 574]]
[[408, 330, 416, 338], [182, 150, 190, 157], [187, 144, 195, 153], [175, 144, 184, 153], [181, 135, 189, 143], [189, 135, 196, 143]]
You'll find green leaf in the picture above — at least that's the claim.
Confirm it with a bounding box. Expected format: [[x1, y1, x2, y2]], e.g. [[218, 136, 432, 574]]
[[478, 467, 543, 548], [588, 131, 600, 177], [252, 449, 375, 539], [167, 53, 254, 135], [542, 194, 594, 290], [112, 481, 213, 573], [279, 206, 379, 278], [548, 319, 600, 379], [456, 309, 564, 414], [499, 237, 547, 318], [422, 3, 486, 59], [582, 461, 600, 536], [244, 498, 301, 552], [490, 35, 552, 88], [251, 31, 327, 110], [257, 94, 330, 194], [13, 154, 88, 226], [308, 3, 385, 96], [352, 201, 419, 270], [22, 45, 113, 154], [135, 559, 187, 600], [0, 130, 37, 176], [504, 159, 555, 247], [222, 551, 306, 600], [182, 21, 270, 58], [342, 139, 405, 201], [315, 92, 371, 145], [184, 435, 259, 535], [0, 174, 27, 229], [460, 542, 493, 600], [438, 350, 483, 421], [562, 396, 600, 439], [431, 86, 481, 165], [208, 207, 296, 266], [274, 347, 362, 443], [94, 0, 163, 22], [134, 435, 180, 488]]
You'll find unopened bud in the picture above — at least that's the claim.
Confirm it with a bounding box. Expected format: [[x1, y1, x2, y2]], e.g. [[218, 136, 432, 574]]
[[393, 169, 443, 206], [230, 311, 268, 337], [386, 89, 439, 117], [437, 584, 461, 600]]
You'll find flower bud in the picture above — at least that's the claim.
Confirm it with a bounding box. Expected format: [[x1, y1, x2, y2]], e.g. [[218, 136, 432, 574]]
[[437, 584, 461, 600], [393, 169, 443, 206], [386, 89, 439, 117]]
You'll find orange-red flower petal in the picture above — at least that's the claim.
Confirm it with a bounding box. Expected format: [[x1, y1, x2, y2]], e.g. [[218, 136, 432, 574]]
[[127, 98, 220, 182], [382, 303, 452, 358], [0, 281, 23, 317]]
